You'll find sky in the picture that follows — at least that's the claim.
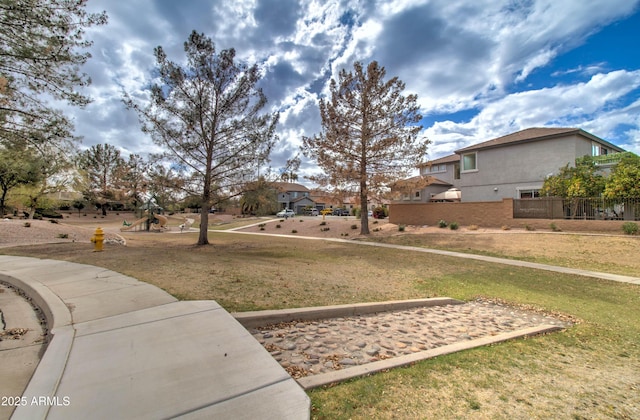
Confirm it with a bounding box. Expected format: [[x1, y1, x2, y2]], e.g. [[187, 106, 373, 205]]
[[72, 0, 640, 183]]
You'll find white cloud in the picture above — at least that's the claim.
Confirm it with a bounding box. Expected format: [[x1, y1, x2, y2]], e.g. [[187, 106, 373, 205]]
[[68, 0, 640, 181]]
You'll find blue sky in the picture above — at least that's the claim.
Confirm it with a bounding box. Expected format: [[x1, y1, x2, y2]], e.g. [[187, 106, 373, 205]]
[[73, 0, 640, 182]]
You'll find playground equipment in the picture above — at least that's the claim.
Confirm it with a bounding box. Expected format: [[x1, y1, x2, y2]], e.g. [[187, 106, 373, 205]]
[[120, 211, 169, 232]]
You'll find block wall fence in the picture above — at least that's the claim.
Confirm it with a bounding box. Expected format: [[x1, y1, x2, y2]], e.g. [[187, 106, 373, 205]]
[[389, 199, 629, 233]]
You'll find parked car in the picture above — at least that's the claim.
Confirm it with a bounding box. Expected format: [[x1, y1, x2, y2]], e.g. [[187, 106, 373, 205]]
[[276, 209, 295, 218], [332, 208, 350, 216], [306, 208, 319, 216]]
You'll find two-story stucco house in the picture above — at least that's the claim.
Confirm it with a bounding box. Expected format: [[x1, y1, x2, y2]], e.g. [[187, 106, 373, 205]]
[[400, 127, 626, 203], [272, 182, 315, 214]]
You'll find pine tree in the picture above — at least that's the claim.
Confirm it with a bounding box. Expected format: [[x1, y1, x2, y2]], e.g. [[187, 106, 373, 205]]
[[303, 61, 429, 234], [0, 0, 107, 147], [125, 31, 278, 245]]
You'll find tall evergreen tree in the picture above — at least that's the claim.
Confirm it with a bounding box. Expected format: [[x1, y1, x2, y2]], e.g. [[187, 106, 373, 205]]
[[0, 0, 107, 147], [126, 31, 278, 245], [303, 61, 429, 234], [76, 143, 124, 215]]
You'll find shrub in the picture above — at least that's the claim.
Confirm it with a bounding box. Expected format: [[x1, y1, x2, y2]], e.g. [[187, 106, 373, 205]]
[[449, 221, 459, 230], [398, 225, 405, 232], [468, 224, 478, 231], [351, 224, 358, 230], [276, 224, 281, 229], [550, 222, 562, 232], [320, 227, 330, 232], [525, 225, 536, 231], [438, 219, 447, 228], [258, 223, 266, 228], [373, 220, 378, 224], [259, 227, 265, 231], [299, 219, 304, 222], [622, 222, 639, 235], [501, 225, 511, 230], [23, 222, 31, 227], [57, 233, 69, 238], [319, 221, 327, 226], [291, 229, 297, 234], [373, 206, 387, 219]]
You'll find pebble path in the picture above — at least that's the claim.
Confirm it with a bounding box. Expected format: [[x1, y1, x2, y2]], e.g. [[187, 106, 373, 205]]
[[249, 300, 570, 379]]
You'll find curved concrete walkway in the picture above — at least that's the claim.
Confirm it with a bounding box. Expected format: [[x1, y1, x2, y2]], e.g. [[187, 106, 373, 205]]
[[0, 255, 309, 420]]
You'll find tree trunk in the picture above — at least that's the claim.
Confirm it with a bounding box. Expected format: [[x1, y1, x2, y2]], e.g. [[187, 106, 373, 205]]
[[360, 179, 369, 235], [198, 206, 209, 245]]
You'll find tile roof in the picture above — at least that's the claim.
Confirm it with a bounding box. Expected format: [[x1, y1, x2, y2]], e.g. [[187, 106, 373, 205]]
[[455, 127, 624, 153], [270, 182, 310, 192], [418, 154, 460, 167]]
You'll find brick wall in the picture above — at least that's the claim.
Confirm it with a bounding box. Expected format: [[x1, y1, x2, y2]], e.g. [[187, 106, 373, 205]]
[[389, 199, 630, 233]]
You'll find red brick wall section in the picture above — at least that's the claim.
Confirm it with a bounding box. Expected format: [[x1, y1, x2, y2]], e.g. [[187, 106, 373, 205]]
[[389, 199, 630, 233]]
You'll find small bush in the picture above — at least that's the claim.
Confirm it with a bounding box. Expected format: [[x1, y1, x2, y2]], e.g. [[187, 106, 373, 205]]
[[373, 220, 378, 224], [622, 222, 639, 235], [319, 221, 327, 226], [468, 224, 478, 231], [49, 219, 59, 224], [449, 221, 459, 230], [373, 228, 380, 232], [23, 222, 31, 227], [276, 224, 281, 229], [291, 229, 297, 234], [299, 219, 304, 222], [258, 223, 266, 228], [398, 225, 405, 232], [438, 219, 447, 228], [501, 225, 511, 231], [320, 227, 330, 232], [259, 227, 265, 231], [351, 224, 358, 230], [525, 225, 536, 231], [57, 233, 69, 239], [550, 222, 562, 232]]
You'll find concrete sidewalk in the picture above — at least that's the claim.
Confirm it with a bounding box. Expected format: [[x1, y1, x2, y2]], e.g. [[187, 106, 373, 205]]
[[0, 255, 309, 420]]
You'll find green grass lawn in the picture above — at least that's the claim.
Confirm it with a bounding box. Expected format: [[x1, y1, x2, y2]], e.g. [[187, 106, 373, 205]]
[[2, 231, 638, 419]]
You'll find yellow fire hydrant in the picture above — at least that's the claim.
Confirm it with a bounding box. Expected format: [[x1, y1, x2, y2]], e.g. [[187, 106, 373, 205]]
[[91, 227, 104, 252]]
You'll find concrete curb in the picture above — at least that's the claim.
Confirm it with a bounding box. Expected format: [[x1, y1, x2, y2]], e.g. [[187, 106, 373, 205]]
[[233, 297, 463, 328], [0, 268, 75, 420], [297, 324, 563, 390]]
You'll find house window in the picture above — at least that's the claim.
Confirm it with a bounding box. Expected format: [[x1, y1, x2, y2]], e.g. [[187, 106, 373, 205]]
[[592, 143, 608, 156], [461, 152, 477, 172], [519, 189, 540, 199], [454, 163, 460, 180], [414, 191, 421, 200]]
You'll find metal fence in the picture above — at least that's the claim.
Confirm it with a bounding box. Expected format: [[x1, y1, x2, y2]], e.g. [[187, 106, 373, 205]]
[[513, 197, 640, 221]]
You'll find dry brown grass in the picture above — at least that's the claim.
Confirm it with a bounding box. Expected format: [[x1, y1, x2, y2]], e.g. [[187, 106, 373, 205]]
[[1, 213, 639, 419]]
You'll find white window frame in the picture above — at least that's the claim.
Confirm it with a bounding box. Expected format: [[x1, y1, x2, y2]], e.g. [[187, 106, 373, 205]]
[[461, 152, 478, 172]]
